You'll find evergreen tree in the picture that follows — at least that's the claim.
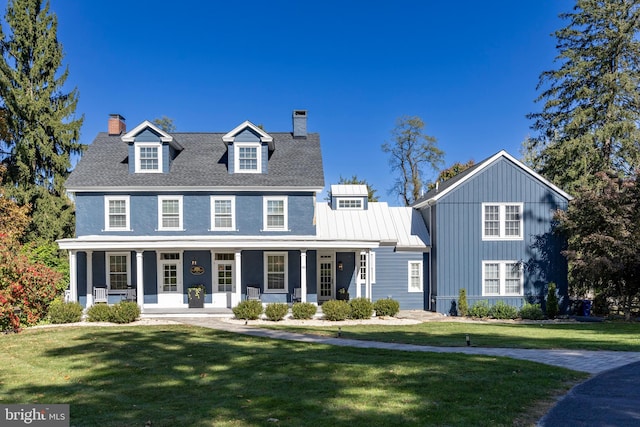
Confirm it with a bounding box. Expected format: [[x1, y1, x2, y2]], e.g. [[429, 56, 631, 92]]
[[382, 116, 443, 206], [0, 0, 83, 242], [527, 0, 640, 194], [428, 160, 475, 190]]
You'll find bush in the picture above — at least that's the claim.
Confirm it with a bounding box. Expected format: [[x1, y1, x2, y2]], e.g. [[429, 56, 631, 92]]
[[233, 300, 263, 320], [546, 282, 559, 319], [111, 301, 140, 324], [519, 303, 544, 320], [265, 303, 289, 321], [48, 299, 83, 324], [86, 303, 113, 322], [292, 302, 317, 319], [349, 297, 374, 319], [489, 301, 518, 319], [468, 300, 490, 318], [321, 300, 351, 321], [458, 288, 468, 317], [373, 298, 400, 317]]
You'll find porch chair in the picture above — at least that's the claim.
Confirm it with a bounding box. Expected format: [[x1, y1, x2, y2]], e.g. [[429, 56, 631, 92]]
[[246, 286, 261, 301], [123, 288, 136, 302], [64, 289, 72, 303], [94, 287, 108, 304], [291, 287, 302, 303]]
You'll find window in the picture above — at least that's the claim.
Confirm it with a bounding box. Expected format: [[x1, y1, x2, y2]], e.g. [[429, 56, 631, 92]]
[[105, 196, 130, 231], [357, 251, 376, 284], [408, 260, 423, 292], [263, 196, 288, 231], [482, 203, 523, 239], [211, 196, 235, 230], [158, 196, 183, 230], [234, 142, 261, 173], [337, 198, 363, 210], [107, 252, 130, 290], [215, 253, 235, 292], [264, 252, 287, 292], [135, 143, 162, 173], [158, 252, 182, 293], [482, 261, 523, 296]]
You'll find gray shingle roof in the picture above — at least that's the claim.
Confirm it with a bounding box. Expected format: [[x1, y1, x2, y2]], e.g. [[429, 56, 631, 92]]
[[65, 132, 325, 190]]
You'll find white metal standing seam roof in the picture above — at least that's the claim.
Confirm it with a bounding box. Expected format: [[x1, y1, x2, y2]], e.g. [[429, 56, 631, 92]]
[[330, 184, 369, 196], [315, 202, 430, 250]]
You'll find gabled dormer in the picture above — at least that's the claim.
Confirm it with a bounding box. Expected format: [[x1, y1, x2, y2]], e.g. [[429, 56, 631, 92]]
[[223, 120, 274, 174], [330, 184, 368, 210], [119, 118, 183, 174]]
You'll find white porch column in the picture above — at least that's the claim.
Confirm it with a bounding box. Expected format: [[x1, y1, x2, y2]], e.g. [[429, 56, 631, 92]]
[[365, 249, 372, 300], [86, 251, 94, 307], [68, 250, 77, 302], [357, 250, 365, 298], [300, 250, 307, 303], [235, 250, 242, 303], [136, 251, 144, 312]]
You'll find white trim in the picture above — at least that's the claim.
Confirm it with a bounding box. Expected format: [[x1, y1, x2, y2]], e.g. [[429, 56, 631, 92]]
[[210, 196, 236, 231], [264, 251, 288, 293], [106, 252, 131, 290], [234, 142, 262, 174], [482, 260, 523, 296], [104, 195, 130, 231], [481, 202, 523, 240], [122, 120, 176, 144], [263, 196, 288, 231], [337, 198, 363, 210], [66, 186, 325, 193], [157, 195, 184, 231], [157, 251, 183, 294], [408, 260, 423, 292], [222, 120, 273, 144], [135, 142, 162, 173]]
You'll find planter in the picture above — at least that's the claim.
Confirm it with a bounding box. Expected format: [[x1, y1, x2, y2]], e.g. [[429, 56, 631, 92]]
[[188, 286, 205, 308], [336, 292, 350, 301]]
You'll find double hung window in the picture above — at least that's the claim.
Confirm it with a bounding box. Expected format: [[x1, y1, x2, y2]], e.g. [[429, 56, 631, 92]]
[[482, 203, 523, 239]]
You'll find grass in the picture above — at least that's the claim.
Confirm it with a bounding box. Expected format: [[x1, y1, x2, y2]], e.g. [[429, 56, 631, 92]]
[[262, 320, 640, 351], [0, 325, 585, 427]]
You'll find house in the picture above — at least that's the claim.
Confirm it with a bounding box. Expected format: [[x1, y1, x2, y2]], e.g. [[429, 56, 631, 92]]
[[58, 112, 431, 311], [412, 150, 572, 314]]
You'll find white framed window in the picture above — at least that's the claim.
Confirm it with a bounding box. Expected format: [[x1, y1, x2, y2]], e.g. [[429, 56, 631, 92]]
[[482, 261, 523, 296], [482, 203, 523, 240], [107, 252, 130, 290], [408, 260, 423, 292], [234, 142, 261, 173], [214, 253, 235, 292], [104, 196, 130, 231], [157, 252, 183, 293], [135, 143, 162, 173], [211, 196, 235, 230], [158, 196, 183, 230], [264, 252, 288, 293], [357, 251, 376, 284], [263, 196, 288, 231], [337, 198, 363, 210]]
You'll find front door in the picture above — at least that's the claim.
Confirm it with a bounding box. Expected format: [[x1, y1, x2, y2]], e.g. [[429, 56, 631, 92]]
[[317, 253, 334, 303], [213, 253, 236, 307], [157, 252, 183, 306]]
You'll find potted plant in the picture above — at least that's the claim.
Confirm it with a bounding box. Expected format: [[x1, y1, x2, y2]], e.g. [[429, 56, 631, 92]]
[[336, 287, 349, 301], [188, 284, 206, 308]]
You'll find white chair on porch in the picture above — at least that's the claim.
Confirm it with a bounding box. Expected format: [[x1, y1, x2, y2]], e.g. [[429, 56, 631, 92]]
[[246, 286, 261, 301], [94, 287, 108, 304], [291, 287, 302, 303], [122, 288, 136, 302]]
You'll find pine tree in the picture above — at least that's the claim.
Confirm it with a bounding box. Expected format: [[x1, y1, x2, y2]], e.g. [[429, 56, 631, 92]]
[[0, 0, 83, 242], [527, 0, 640, 194]]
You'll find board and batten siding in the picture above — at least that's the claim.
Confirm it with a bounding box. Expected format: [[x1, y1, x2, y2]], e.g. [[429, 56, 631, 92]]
[[430, 157, 569, 313], [371, 246, 426, 310]]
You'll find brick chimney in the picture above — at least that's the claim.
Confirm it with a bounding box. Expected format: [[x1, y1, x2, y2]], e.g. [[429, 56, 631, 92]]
[[292, 110, 307, 138], [108, 114, 126, 135]]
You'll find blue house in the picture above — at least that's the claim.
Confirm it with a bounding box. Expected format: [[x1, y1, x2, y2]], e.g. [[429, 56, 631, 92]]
[[58, 112, 431, 311], [412, 150, 572, 314]]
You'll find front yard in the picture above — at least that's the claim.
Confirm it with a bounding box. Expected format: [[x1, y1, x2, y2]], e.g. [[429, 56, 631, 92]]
[[0, 324, 585, 427]]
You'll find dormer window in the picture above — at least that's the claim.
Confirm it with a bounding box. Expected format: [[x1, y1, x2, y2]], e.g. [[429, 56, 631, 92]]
[[135, 143, 162, 173], [337, 198, 363, 210], [235, 143, 261, 173]]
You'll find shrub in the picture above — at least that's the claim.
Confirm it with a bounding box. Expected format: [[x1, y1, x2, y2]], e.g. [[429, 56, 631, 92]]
[[458, 288, 468, 317], [592, 293, 610, 317], [489, 301, 518, 319], [321, 300, 351, 321], [349, 297, 374, 319], [468, 300, 490, 318], [265, 303, 289, 321], [546, 282, 559, 319], [87, 303, 113, 322], [292, 302, 317, 319], [373, 298, 400, 317], [233, 300, 263, 320], [519, 303, 544, 320], [48, 299, 83, 324], [111, 301, 140, 324]]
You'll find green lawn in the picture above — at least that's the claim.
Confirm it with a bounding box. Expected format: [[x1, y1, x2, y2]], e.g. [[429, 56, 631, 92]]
[[0, 325, 585, 427], [262, 321, 640, 351]]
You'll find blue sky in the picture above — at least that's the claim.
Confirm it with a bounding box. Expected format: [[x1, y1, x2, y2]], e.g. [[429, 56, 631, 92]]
[[6, 0, 571, 203]]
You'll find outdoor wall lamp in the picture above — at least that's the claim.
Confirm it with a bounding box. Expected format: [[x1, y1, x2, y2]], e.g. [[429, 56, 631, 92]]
[[191, 259, 197, 266], [338, 261, 343, 271]]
